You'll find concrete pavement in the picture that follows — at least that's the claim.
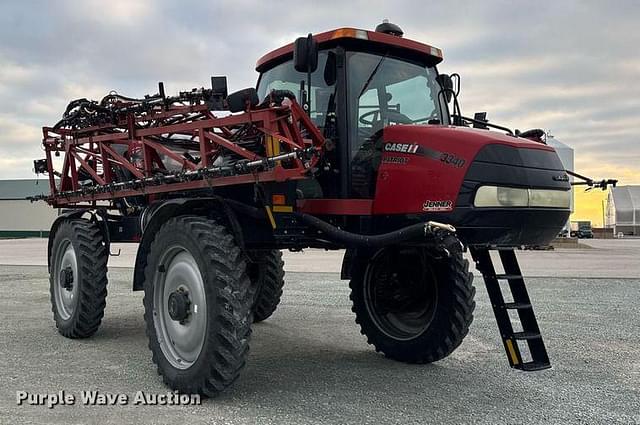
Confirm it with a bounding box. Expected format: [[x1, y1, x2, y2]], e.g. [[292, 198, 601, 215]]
[[1, 238, 640, 278], [0, 239, 638, 424]]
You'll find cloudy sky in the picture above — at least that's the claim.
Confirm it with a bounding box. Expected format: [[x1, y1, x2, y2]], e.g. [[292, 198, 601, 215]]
[[1, 0, 638, 223]]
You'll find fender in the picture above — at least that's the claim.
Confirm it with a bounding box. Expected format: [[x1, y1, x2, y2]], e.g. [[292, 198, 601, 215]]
[[340, 248, 357, 280], [132, 197, 244, 291], [47, 209, 92, 271]]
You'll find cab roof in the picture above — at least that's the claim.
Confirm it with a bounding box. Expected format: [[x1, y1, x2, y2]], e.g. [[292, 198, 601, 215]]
[[255, 27, 443, 72]]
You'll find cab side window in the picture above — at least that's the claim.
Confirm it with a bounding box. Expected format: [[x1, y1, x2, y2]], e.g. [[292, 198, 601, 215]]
[[257, 52, 336, 130]]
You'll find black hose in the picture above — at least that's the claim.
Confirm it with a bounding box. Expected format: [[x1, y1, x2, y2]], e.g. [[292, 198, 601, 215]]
[[223, 201, 451, 249], [295, 212, 434, 248]]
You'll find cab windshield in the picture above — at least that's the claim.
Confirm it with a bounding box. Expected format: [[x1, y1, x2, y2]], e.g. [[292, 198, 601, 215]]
[[257, 49, 447, 198], [347, 51, 446, 198], [347, 51, 446, 154], [256, 50, 446, 140]]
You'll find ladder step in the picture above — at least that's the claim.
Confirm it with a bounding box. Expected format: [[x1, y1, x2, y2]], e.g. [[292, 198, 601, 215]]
[[495, 274, 522, 280], [512, 331, 542, 340], [504, 302, 532, 310], [519, 361, 552, 372]]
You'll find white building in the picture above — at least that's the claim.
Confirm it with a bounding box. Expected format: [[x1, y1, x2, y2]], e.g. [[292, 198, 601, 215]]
[[606, 185, 640, 236], [0, 179, 59, 238]]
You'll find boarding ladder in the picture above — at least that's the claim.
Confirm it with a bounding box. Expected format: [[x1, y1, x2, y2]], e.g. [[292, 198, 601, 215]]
[[470, 247, 551, 371]]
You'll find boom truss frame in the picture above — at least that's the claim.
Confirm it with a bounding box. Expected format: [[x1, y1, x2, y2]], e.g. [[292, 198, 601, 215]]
[[39, 100, 324, 208]]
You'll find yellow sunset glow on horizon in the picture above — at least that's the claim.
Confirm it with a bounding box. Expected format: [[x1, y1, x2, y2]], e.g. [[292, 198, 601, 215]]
[[572, 165, 640, 227], [574, 189, 608, 227]]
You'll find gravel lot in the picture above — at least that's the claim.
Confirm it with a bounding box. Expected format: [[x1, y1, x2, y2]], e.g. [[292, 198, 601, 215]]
[[0, 240, 639, 424]]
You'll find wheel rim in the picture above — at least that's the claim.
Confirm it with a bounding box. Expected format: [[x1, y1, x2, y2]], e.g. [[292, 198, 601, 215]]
[[53, 239, 79, 320], [153, 245, 207, 370], [363, 249, 438, 341]]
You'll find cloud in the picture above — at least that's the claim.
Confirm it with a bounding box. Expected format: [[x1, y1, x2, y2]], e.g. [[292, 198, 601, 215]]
[[0, 115, 41, 152], [71, 0, 153, 25], [0, 0, 638, 184]]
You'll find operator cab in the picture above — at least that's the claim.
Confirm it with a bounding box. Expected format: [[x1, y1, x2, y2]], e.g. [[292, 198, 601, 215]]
[[256, 25, 448, 199]]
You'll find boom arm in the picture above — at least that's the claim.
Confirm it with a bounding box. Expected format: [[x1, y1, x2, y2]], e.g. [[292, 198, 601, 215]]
[[566, 170, 617, 191], [32, 84, 325, 208]]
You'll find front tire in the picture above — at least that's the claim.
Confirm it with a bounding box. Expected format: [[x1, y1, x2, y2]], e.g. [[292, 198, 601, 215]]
[[143, 216, 253, 396], [247, 250, 285, 323], [350, 247, 475, 364], [49, 218, 108, 338]]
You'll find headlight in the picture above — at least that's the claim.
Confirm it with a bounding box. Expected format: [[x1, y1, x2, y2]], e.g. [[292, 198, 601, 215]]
[[474, 185, 570, 208], [528, 189, 570, 208], [475, 186, 528, 207]]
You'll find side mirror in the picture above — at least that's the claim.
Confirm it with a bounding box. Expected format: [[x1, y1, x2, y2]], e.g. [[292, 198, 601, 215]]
[[436, 74, 453, 103], [209, 76, 228, 110], [211, 76, 228, 98], [293, 33, 318, 73], [473, 112, 488, 129]]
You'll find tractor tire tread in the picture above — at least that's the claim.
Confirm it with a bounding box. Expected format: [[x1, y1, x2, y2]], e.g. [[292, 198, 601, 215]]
[[249, 250, 285, 323], [49, 219, 108, 338], [143, 215, 252, 396], [350, 252, 475, 364]]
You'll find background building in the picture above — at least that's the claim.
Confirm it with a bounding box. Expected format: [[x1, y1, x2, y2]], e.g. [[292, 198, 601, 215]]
[[606, 185, 640, 236], [0, 179, 58, 238], [546, 134, 574, 233]]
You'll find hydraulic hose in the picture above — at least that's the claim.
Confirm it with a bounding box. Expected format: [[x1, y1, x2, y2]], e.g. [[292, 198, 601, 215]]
[[294, 212, 456, 248], [223, 200, 458, 250]]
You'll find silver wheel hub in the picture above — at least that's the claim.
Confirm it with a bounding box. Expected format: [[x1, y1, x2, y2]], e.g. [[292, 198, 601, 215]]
[[53, 239, 78, 320], [153, 246, 207, 370]]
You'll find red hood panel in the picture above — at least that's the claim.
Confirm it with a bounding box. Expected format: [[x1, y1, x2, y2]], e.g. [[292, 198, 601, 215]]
[[372, 125, 556, 215], [385, 125, 553, 152]]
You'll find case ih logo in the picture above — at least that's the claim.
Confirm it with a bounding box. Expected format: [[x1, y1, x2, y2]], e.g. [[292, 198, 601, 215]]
[[422, 200, 453, 212], [383, 142, 466, 168], [384, 143, 419, 154]]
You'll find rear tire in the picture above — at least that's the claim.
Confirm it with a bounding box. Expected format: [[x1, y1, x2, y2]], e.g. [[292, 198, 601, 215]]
[[49, 218, 108, 338], [247, 250, 285, 323], [143, 216, 253, 396], [350, 247, 475, 363]]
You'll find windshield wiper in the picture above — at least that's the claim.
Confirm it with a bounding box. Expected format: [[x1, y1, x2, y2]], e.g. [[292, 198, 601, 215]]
[[357, 55, 387, 99]]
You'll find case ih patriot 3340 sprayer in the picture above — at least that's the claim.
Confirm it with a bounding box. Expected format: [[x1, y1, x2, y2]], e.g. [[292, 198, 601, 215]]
[[33, 22, 615, 396]]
